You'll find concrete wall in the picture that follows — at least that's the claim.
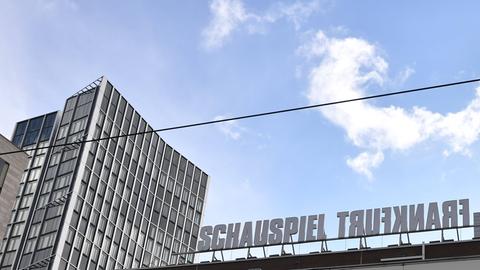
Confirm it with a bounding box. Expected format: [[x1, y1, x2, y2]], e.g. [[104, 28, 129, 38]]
[[351, 258, 480, 270], [0, 135, 28, 241]]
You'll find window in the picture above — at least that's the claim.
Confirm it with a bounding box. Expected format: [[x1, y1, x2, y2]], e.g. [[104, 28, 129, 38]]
[[24, 238, 37, 253], [2, 251, 16, 266], [197, 199, 204, 212], [15, 208, 28, 223], [29, 223, 41, 238], [11, 223, 25, 237], [70, 117, 87, 135], [42, 217, 61, 234], [55, 173, 72, 189], [39, 113, 56, 141], [0, 158, 9, 190], [12, 121, 28, 146], [20, 195, 33, 208], [74, 103, 91, 120], [57, 125, 69, 139], [28, 168, 41, 181], [32, 154, 45, 167], [58, 159, 76, 175], [37, 232, 56, 249], [23, 117, 43, 145], [50, 153, 61, 167], [65, 97, 77, 111]]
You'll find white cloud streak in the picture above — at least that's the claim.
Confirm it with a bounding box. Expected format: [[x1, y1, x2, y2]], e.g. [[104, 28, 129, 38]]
[[346, 151, 384, 180], [301, 31, 480, 178], [214, 115, 245, 140], [202, 0, 322, 49], [202, 0, 252, 49], [267, 0, 322, 30], [396, 66, 415, 85]]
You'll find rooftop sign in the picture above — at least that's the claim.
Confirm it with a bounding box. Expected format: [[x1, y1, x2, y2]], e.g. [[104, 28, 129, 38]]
[[197, 199, 479, 252]]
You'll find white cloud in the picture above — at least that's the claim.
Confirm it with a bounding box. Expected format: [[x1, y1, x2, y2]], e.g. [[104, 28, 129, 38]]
[[266, 0, 322, 30], [347, 151, 384, 180], [202, 0, 252, 49], [329, 25, 349, 35], [394, 66, 415, 85], [214, 115, 245, 140], [301, 31, 480, 178], [202, 0, 323, 49]]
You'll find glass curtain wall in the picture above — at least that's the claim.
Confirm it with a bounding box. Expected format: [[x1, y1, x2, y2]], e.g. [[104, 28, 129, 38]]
[[58, 81, 208, 270], [0, 78, 208, 270], [0, 112, 60, 270]]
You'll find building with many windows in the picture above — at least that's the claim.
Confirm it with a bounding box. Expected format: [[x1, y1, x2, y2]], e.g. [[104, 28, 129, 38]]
[[0, 77, 209, 270], [0, 135, 28, 246], [0, 112, 60, 270]]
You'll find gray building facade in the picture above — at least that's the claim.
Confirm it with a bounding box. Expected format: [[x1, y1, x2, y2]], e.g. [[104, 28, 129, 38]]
[[0, 77, 209, 270], [0, 111, 59, 270], [0, 135, 28, 246]]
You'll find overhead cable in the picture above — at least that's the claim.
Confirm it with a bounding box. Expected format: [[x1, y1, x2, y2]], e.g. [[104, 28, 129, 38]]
[[1, 78, 479, 156]]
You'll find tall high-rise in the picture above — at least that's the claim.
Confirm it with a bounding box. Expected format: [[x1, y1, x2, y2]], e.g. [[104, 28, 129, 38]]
[[0, 77, 209, 270]]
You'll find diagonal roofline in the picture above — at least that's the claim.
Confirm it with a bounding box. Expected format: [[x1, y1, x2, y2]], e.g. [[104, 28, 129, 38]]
[[69, 75, 104, 98]]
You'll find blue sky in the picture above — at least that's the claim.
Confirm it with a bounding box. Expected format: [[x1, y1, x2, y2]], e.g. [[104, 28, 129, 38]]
[[1, 0, 480, 246]]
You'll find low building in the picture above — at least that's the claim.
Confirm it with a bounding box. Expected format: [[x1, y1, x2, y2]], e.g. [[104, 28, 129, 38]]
[[0, 134, 28, 244], [140, 239, 480, 270]]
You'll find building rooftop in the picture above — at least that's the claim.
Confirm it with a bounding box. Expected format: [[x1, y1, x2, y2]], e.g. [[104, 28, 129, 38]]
[[132, 239, 480, 270]]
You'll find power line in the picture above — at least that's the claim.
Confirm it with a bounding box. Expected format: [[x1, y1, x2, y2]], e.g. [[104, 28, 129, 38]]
[[1, 78, 479, 157]]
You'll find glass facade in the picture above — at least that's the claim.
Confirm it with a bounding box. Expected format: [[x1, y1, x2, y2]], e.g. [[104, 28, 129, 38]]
[[0, 158, 9, 193], [0, 77, 208, 270], [0, 112, 60, 270]]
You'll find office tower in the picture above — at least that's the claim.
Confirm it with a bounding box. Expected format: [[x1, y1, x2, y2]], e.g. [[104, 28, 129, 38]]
[[0, 77, 209, 270], [0, 135, 28, 245], [0, 111, 59, 270]]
